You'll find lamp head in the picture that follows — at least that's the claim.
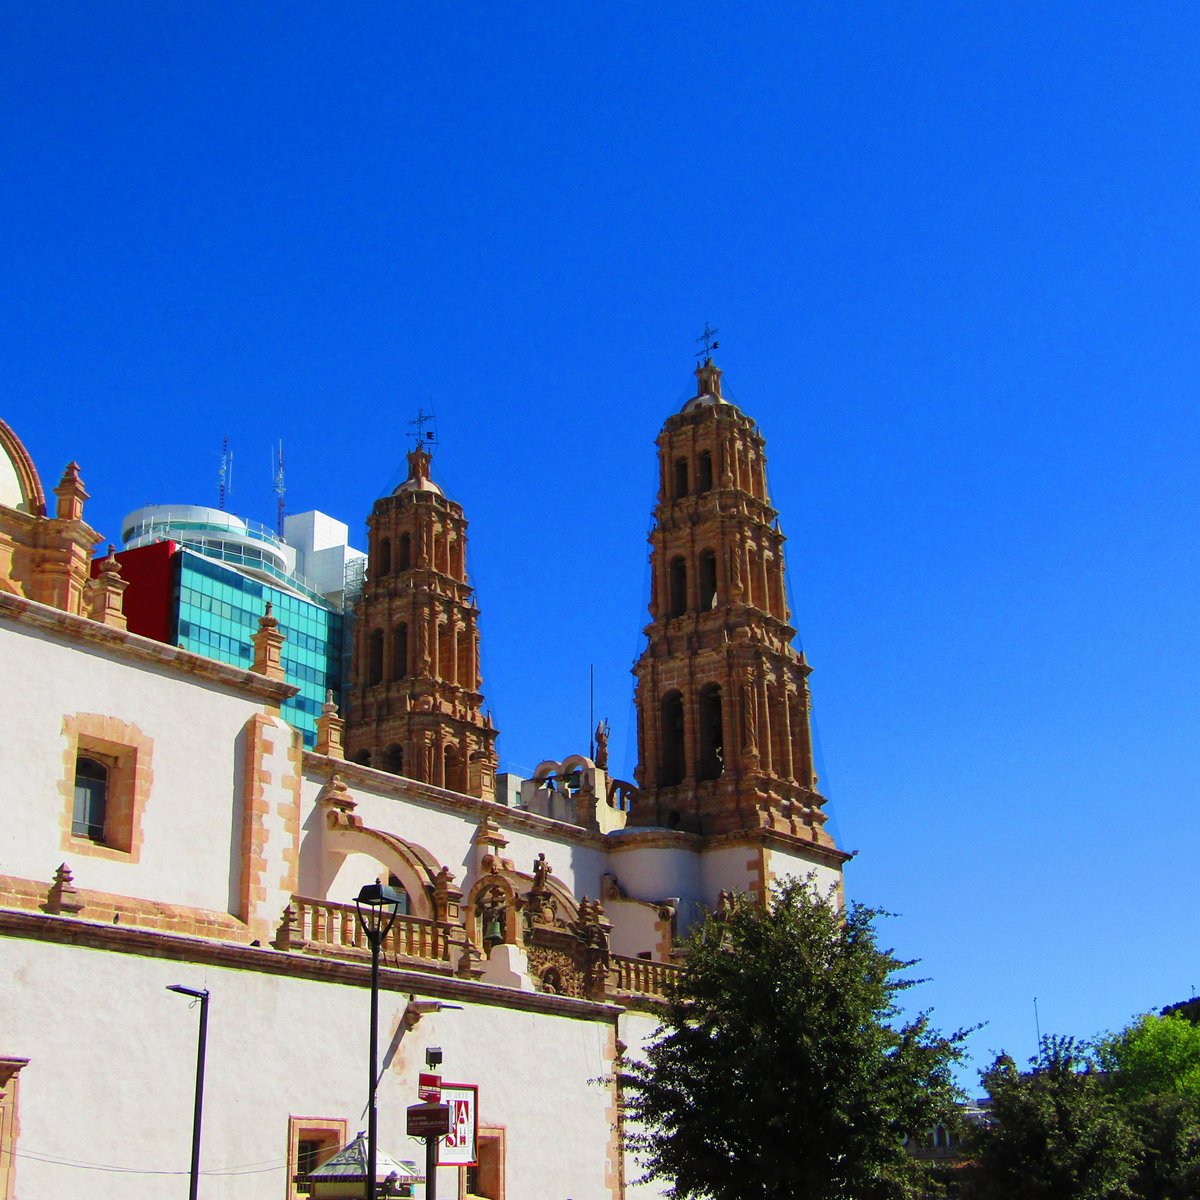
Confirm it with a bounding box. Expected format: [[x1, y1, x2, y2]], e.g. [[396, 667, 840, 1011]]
[[355, 882, 404, 938], [425, 1046, 443, 1068], [166, 984, 208, 1001]]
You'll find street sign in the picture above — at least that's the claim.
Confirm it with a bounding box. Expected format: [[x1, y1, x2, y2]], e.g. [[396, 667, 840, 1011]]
[[418, 1072, 442, 1102], [438, 1084, 478, 1167], [406, 1102, 450, 1139]]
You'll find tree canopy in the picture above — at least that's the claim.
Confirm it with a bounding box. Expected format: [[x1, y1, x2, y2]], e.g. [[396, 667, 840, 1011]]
[[972, 1037, 1140, 1200], [1097, 1013, 1200, 1103], [622, 879, 967, 1200]]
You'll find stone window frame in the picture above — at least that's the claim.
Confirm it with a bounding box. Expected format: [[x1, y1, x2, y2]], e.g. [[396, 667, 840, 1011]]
[[460, 1125, 505, 1200], [59, 714, 153, 862], [287, 1115, 347, 1199]]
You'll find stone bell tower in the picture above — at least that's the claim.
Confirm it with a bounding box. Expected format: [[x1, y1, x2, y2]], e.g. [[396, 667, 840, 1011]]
[[630, 357, 835, 844], [344, 442, 498, 799]]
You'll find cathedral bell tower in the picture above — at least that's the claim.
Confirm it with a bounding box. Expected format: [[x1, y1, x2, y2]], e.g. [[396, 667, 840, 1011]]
[[630, 358, 835, 843], [345, 442, 498, 799]]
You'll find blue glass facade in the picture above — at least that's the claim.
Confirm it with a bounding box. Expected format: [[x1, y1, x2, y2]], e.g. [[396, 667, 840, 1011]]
[[172, 550, 343, 748]]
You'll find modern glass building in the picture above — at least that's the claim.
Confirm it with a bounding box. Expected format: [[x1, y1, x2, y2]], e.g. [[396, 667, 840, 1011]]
[[110, 505, 363, 749], [174, 549, 343, 746]]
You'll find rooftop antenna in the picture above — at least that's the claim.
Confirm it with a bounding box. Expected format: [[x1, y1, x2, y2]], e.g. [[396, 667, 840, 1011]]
[[589, 664, 595, 758], [408, 407, 438, 452], [218, 437, 233, 511], [696, 321, 720, 363], [273, 440, 285, 537]]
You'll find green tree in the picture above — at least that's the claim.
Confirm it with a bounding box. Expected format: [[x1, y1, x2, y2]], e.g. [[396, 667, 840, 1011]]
[[1098, 1013, 1200, 1103], [1098, 1013, 1200, 1200], [971, 1037, 1139, 1200], [622, 879, 967, 1200]]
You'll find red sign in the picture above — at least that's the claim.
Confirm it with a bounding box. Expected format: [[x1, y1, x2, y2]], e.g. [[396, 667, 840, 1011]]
[[418, 1072, 442, 1102], [406, 1102, 450, 1139]]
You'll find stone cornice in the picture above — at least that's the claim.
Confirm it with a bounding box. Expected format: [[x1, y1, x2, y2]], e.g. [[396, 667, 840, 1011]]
[[0, 908, 624, 1023], [604, 828, 704, 852], [703, 826, 854, 867], [0, 591, 298, 703]]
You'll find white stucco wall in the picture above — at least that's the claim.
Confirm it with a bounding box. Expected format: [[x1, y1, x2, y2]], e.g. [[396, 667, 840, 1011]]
[[3, 933, 629, 1200], [0, 619, 266, 913]]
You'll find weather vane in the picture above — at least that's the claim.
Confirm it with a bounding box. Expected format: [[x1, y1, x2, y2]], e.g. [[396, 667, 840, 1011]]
[[696, 322, 720, 362], [408, 407, 438, 449]]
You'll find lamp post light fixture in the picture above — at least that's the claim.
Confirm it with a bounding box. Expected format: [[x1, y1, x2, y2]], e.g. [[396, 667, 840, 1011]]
[[166, 984, 210, 1200], [355, 883, 404, 1200]]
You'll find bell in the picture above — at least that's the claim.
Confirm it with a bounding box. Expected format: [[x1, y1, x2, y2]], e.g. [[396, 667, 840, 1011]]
[[484, 915, 503, 943]]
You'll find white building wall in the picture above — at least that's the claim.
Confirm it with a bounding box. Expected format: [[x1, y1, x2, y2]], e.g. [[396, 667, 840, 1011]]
[[0, 619, 264, 914], [2, 933, 624, 1200]]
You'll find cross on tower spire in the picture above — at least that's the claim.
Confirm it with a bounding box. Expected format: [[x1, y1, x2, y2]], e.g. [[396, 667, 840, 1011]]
[[408, 407, 438, 450], [695, 322, 720, 363]]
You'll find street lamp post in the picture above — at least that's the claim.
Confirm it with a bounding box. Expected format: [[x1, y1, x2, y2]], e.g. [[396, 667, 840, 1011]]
[[166, 984, 210, 1200], [355, 883, 403, 1200]]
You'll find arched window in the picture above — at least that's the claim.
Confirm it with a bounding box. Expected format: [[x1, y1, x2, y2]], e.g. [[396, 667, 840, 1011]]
[[698, 683, 724, 781], [698, 550, 718, 610], [352, 749, 372, 767], [669, 557, 688, 618], [444, 744, 465, 793], [379, 538, 392, 576], [73, 756, 108, 841], [697, 450, 713, 493], [674, 457, 689, 499], [384, 743, 405, 775], [385, 874, 411, 914], [398, 533, 412, 571], [392, 623, 408, 680], [660, 691, 685, 786], [368, 629, 384, 686]]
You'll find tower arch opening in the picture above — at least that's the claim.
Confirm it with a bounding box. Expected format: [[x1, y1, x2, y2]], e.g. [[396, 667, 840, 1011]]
[[392, 622, 408, 680], [673, 457, 689, 499], [669, 557, 688, 618], [698, 683, 724, 781], [698, 549, 718, 610], [659, 691, 685, 787], [368, 629, 384, 686], [697, 450, 713, 493]]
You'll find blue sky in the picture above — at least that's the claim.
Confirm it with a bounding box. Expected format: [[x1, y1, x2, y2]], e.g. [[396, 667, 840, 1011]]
[[5, 3, 1199, 1084]]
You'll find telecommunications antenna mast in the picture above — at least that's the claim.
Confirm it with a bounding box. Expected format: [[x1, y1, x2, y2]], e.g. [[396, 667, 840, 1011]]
[[218, 436, 233, 511], [273, 440, 286, 537]]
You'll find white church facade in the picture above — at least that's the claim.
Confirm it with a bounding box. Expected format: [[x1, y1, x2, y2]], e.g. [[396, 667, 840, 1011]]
[[0, 359, 847, 1200]]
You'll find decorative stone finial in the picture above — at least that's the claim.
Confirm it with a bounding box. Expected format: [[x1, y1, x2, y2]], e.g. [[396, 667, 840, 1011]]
[[251, 602, 286, 680], [86, 545, 129, 630], [53, 462, 88, 522], [694, 358, 723, 399], [45, 863, 84, 915], [406, 444, 432, 485], [314, 689, 345, 758]]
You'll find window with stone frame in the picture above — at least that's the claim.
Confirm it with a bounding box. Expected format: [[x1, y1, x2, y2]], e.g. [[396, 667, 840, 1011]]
[[461, 1127, 504, 1200], [60, 715, 153, 862], [288, 1116, 347, 1199]]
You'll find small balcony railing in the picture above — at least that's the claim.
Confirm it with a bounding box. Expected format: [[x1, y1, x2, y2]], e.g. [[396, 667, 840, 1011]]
[[612, 954, 682, 1000], [282, 895, 456, 966]]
